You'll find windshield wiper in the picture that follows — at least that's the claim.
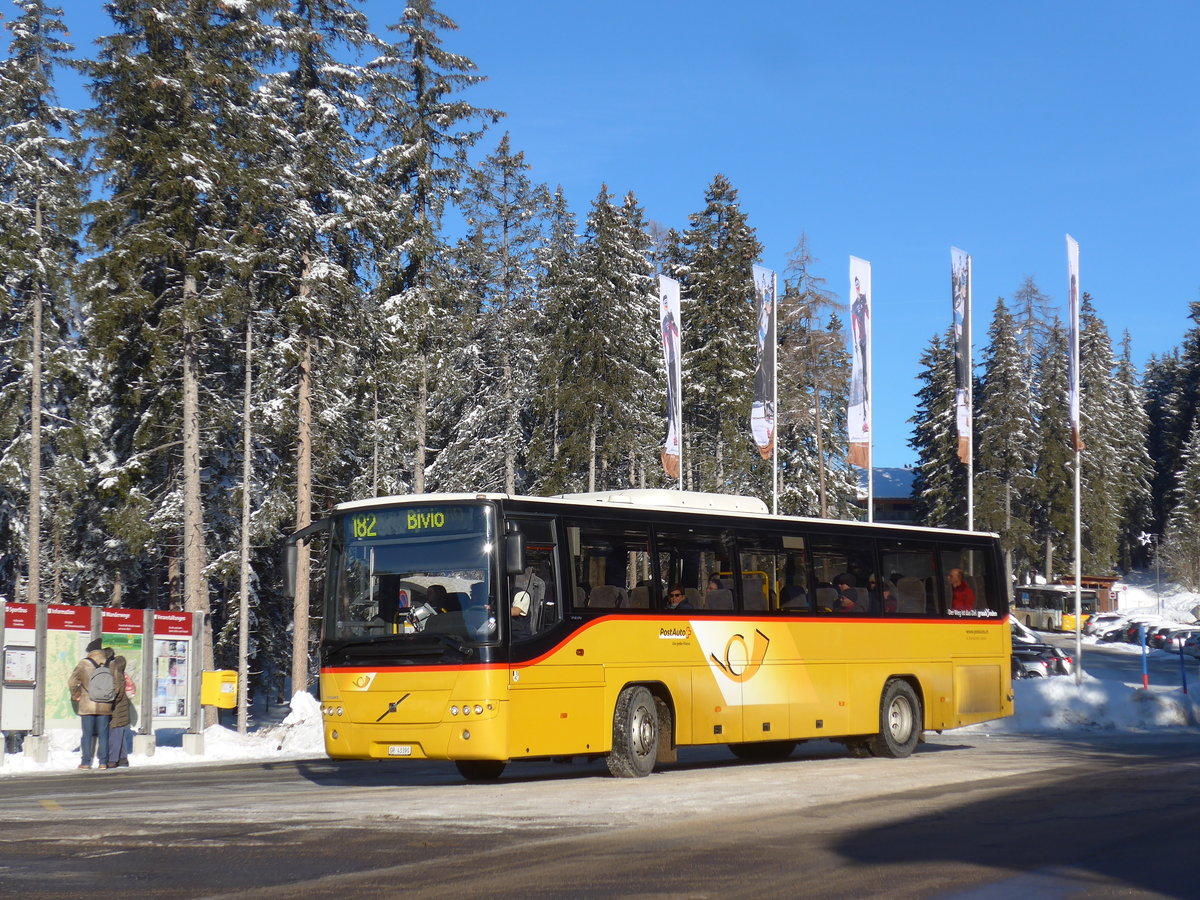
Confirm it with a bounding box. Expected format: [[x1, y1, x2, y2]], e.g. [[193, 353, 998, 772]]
[[426, 632, 473, 657]]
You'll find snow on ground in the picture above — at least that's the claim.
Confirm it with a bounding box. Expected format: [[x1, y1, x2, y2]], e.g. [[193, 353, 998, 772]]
[[4, 572, 1199, 778]]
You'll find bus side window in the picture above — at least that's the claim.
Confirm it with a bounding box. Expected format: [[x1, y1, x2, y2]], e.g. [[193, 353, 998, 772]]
[[654, 524, 735, 613], [939, 547, 1001, 616], [565, 519, 651, 613], [507, 517, 560, 639]]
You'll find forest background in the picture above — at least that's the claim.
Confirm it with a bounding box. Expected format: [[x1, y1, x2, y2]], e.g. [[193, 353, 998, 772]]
[[3, 0, 1200, 702]]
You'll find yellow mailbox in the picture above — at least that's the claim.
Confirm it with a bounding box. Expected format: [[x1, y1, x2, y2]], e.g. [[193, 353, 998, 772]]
[[201, 670, 238, 708]]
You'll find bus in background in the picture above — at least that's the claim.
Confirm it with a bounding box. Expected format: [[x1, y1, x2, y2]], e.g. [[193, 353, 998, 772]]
[[290, 490, 1013, 780], [1013, 584, 1097, 632]]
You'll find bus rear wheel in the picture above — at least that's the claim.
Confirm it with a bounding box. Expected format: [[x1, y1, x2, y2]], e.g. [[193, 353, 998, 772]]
[[607, 685, 659, 778], [868, 679, 921, 758], [455, 759, 506, 781]]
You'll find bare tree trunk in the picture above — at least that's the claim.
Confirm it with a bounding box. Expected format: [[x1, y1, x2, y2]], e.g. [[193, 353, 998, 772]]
[[28, 198, 43, 604], [110, 571, 122, 608], [504, 357, 516, 493], [414, 356, 427, 493], [588, 416, 597, 491], [52, 522, 63, 604], [238, 315, 253, 734], [292, 335, 313, 696], [168, 552, 181, 609], [182, 274, 213, 724]]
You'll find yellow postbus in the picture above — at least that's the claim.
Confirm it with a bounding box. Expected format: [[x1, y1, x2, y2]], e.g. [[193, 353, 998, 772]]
[[291, 489, 1012, 780], [1013, 584, 1097, 632]]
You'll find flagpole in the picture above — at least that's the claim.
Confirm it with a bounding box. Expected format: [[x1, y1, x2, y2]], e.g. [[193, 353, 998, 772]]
[[967, 255, 974, 532], [772, 270, 779, 515], [867, 263, 874, 524], [1067, 234, 1083, 685]]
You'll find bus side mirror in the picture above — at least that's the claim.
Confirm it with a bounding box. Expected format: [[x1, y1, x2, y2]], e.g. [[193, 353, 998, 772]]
[[283, 517, 331, 599], [506, 530, 526, 576], [283, 543, 298, 599]]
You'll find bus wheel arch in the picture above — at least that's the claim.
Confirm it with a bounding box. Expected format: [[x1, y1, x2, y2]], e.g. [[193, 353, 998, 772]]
[[607, 683, 667, 777], [867, 677, 922, 759]]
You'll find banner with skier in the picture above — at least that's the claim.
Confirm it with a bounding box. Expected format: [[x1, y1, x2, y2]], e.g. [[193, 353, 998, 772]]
[[751, 265, 776, 460], [658, 275, 682, 478], [847, 256, 872, 469], [951, 247, 972, 464]]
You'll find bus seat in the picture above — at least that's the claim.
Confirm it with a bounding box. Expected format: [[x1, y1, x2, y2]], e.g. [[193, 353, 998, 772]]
[[628, 585, 650, 608], [588, 584, 626, 608], [684, 588, 702, 608], [816, 586, 837, 610], [704, 588, 734, 610], [896, 577, 926, 613], [781, 584, 807, 608], [741, 575, 767, 610]]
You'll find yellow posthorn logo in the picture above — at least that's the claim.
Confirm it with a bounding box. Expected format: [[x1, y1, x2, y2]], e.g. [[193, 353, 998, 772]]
[[711, 629, 770, 683], [349, 672, 375, 690]]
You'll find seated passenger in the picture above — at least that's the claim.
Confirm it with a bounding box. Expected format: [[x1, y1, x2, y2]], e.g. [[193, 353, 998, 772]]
[[666, 583, 693, 611], [510, 590, 532, 641], [832, 573, 859, 613]]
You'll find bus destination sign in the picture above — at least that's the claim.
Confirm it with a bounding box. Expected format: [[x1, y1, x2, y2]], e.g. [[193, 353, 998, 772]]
[[347, 505, 479, 541]]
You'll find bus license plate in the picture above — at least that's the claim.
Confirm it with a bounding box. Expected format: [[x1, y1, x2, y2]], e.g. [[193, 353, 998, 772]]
[[388, 745, 412, 757]]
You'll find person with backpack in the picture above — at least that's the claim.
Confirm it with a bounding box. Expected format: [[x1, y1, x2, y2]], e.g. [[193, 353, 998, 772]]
[[104, 648, 133, 769], [67, 638, 116, 770]]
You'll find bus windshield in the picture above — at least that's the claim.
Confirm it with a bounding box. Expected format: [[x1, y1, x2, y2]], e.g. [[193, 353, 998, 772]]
[[324, 503, 497, 648]]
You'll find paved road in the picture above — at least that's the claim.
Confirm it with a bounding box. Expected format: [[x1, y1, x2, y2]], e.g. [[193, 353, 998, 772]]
[[1, 725, 1198, 899]]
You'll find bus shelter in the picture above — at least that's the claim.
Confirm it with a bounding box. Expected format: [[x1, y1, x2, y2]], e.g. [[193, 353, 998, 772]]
[[0, 602, 206, 761]]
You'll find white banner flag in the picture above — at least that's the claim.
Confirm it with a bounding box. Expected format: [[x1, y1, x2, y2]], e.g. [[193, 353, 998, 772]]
[[951, 248, 972, 464], [751, 265, 776, 460], [848, 257, 872, 469], [658, 275, 682, 478]]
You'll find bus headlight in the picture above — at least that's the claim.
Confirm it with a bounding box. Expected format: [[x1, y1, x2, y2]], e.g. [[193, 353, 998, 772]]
[[450, 705, 459, 716], [474, 705, 483, 715]]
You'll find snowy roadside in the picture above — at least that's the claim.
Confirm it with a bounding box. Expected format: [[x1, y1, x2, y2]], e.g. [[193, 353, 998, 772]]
[[5, 571, 1199, 778]]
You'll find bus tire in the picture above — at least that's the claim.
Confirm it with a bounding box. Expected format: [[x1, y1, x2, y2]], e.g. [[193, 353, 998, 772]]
[[607, 685, 659, 778], [728, 740, 797, 761], [868, 679, 921, 759], [455, 759, 506, 781]]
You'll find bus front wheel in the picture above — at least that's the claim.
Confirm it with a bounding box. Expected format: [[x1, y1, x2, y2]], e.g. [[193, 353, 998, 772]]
[[868, 679, 921, 759], [455, 759, 506, 781], [607, 685, 660, 778]]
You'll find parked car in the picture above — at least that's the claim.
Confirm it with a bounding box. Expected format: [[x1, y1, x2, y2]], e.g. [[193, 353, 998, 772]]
[[1084, 612, 1125, 636], [1163, 627, 1200, 654], [1184, 633, 1200, 659], [1146, 625, 1177, 650], [1012, 642, 1071, 678]]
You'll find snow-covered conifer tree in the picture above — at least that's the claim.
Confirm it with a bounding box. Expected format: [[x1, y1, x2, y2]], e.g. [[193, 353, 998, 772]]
[[1076, 294, 1123, 572], [1029, 321, 1074, 579], [974, 298, 1037, 583], [1162, 420, 1200, 589], [0, 0, 83, 602], [909, 329, 967, 527], [670, 174, 761, 494], [431, 133, 548, 493], [362, 0, 498, 495]]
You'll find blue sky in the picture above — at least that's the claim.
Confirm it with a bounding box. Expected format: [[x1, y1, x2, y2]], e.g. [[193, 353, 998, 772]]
[[46, 0, 1200, 468]]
